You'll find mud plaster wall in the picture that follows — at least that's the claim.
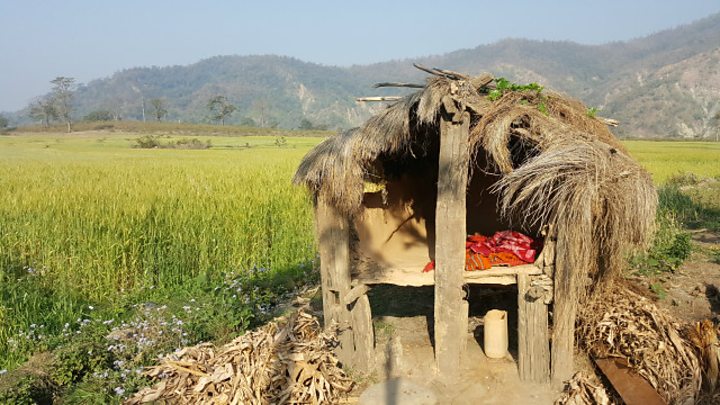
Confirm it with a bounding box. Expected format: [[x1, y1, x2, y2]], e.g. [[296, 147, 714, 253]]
[[352, 154, 534, 274]]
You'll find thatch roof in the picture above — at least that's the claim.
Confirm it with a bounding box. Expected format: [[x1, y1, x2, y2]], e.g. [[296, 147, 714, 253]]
[[294, 67, 656, 289]]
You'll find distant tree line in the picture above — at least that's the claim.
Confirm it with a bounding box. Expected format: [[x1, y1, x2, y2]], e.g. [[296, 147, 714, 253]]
[[25, 76, 332, 132]]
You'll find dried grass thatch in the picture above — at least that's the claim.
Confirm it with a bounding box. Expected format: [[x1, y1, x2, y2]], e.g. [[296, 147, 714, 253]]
[[294, 67, 657, 294], [126, 305, 352, 405]]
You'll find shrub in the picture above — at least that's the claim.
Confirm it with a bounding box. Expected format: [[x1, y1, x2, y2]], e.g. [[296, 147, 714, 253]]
[[83, 111, 114, 122], [168, 138, 211, 149], [630, 184, 694, 275], [133, 135, 161, 149], [133, 136, 211, 149], [0, 374, 53, 405]]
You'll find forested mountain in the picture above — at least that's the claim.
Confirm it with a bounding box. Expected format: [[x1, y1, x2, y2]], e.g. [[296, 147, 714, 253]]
[[14, 12, 720, 138]]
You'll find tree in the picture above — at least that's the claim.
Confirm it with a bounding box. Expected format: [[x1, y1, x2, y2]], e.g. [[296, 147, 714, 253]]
[[251, 98, 269, 128], [50, 76, 75, 132], [29, 98, 57, 128], [0, 115, 8, 129], [298, 118, 328, 131], [298, 118, 314, 130], [240, 117, 257, 127], [150, 98, 168, 121], [83, 110, 113, 121], [207, 96, 236, 126]]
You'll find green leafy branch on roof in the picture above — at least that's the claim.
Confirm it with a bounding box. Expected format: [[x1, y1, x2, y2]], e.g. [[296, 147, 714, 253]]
[[486, 77, 544, 101]]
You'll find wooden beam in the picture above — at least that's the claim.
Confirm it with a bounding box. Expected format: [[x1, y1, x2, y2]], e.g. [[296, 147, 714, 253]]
[[594, 358, 666, 405], [517, 273, 551, 382], [373, 82, 424, 89], [551, 238, 576, 382], [433, 110, 470, 378], [343, 283, 370, 305], [355, 264, 542, 287], [597, 116, 620, 127], [413, 63, 470, 81], [350, 294, 375, 372], [355, 96, 403, 102], [315, 196, 355, 366]]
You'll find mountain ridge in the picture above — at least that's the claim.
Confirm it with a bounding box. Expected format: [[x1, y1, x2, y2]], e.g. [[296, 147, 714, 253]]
[[9, 12, 720, 138]]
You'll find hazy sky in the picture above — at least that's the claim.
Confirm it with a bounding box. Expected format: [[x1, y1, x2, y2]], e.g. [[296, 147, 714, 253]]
[[1, 0, 719, 112]]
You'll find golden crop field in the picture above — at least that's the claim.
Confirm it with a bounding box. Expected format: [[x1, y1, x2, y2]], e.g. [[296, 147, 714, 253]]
[[0, 132, 325, 295], [0, 133, 717, 303], [623, 140, 720, 183], [0, 131, 324, 369]]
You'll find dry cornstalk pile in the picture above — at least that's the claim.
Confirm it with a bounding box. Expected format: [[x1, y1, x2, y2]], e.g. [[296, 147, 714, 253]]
[[555, 372, 613, 405], [578, 281, 704, 404], [126, 305, 352, 404]]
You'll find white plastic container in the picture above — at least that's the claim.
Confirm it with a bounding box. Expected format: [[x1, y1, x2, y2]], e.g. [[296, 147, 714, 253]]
[[483, 309, 508, 359]]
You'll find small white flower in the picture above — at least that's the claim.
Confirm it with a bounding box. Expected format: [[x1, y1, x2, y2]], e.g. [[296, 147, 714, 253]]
[[88, 305, 94, 310]]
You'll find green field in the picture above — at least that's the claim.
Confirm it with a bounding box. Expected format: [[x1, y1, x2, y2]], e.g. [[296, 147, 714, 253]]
[[0, 130, 718, 401], [623, 140, 720, 183], [0, 131, 323, 377]]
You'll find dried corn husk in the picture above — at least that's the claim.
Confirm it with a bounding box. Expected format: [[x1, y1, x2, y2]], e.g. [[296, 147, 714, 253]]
[[555, 372, 614, 405], [688, 320, 720, 393], [126, 305, 352, 404], [578, 281, 702, 404]]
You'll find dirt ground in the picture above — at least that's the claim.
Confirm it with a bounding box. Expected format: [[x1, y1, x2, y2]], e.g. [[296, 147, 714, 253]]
[[635, 230, 720, 322], [346, 284, 562, 404], [344, 230, 720, 404]]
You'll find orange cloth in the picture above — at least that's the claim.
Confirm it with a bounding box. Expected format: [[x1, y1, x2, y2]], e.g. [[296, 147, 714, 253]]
[[465, 250, 525, 271]]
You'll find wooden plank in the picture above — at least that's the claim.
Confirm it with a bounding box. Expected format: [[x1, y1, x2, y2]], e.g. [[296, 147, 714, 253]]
[[355, 265, 542, 287], [594, 358, 666, 405], [433, 110, 470, 378], [350, 294, 375, 372], [551, 238, 576, 382], [316, 196, 354, 366], [538, 227, 556, 278], [517, 273, 550, 382]]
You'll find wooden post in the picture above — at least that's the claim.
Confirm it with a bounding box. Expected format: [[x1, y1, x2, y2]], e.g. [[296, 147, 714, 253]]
[[434, 110, 470, 378], [351, 293, 375, 371], [316, 196, 355, 366], [517, 272, 550, 382], [551, 238, 576, 382]]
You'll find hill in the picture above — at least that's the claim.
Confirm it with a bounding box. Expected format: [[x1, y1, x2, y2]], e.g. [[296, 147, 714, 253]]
[[11, 12, 720, 138]]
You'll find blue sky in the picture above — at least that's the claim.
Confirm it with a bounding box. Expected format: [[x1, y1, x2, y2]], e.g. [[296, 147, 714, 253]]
[[1, 0, 719, 111]]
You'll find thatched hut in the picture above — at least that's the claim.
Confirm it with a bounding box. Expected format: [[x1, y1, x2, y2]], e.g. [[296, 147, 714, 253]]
[[294, 66, 657, 382]]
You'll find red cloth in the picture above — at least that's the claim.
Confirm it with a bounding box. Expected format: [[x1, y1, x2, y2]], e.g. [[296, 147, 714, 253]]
[[467, 231, 536, 263], [423, 231, 537, 273]]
